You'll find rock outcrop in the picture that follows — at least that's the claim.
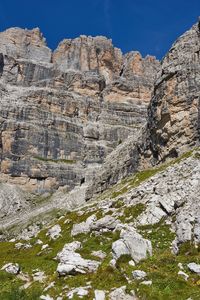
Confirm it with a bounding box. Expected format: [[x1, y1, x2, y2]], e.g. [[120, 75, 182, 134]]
[[0, 27, 159, 195], [56, 241, 100, 276], [112, 227, 152, 263], [86, 22, 200, 200], [146, 22, 200, 163]]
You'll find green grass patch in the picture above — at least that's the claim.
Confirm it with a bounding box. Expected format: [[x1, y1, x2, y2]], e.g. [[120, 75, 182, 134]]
[[119, 203, 145, 222]]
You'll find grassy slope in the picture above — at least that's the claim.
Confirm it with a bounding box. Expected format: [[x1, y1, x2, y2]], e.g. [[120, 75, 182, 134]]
[[0, 148, 199, 299]]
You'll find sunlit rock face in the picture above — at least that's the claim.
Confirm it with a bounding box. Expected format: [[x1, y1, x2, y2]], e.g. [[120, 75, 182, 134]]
[[86, 22, 200, 200], [0, 27, 159, 193], [146, 23, 200, 163]]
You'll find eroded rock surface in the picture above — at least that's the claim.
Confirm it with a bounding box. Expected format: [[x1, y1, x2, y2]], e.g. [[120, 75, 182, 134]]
[[112, 227, 152, 263], [0, 27, 159, 199], [86, 22, 200, 200], [56, 241, 100, 276]]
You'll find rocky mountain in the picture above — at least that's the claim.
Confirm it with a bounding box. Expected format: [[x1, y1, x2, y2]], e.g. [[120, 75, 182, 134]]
[[86, 22, 200, 199], [0, 27, 159, 195], [0, 21, 200, 300]]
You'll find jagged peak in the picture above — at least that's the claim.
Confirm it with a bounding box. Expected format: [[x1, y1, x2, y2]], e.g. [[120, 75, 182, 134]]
[[0, 27, 48, 47]]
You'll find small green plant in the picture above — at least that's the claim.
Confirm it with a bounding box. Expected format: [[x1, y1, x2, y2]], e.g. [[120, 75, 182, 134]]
[[119, 203, 145, 222]]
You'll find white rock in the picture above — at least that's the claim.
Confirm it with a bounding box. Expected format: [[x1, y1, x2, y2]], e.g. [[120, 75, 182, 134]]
[[94, 290, 106, 300], [56, 241, 81, 262], [138, 204, 166, 226], [159, 195, 175, 214], [112, 239, 130, 259], [91, 215, 120, 231], [178, 270, 189, 281], [56, 241, 100, 276], [187, 262, 200, 275], [40, 295, 54, 300], [71, 221, 90, 237], [41, 244, 49, 251], [47, 225, 61, 240], [91, 250, 106, 260], [36, 239, 43, 245], [128, 260, 135, 267], [33, 271, 46, 282], [132, 270, 147, 280], [1, 263, 20, 275], [15, 242, 32, 249], [67, 287, 89, 299], [71, 214, 97, 236], [15, 242, 23, 249], [44, 282, 55, 291], [109, 286, 135, 300], [112, 227, 152, 263], [9, 238, 16, 242], [57, 252, 100, 275], [140, 280, 152, 286], [178, 262, 184, 270], [109, 259, 116, 267]]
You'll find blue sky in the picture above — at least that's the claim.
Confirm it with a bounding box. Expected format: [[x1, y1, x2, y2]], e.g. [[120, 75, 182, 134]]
[[0, 0, 199, 59]]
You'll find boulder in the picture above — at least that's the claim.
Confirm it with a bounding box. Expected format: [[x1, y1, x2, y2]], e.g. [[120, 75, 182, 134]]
[[112, 227, 152, 263], [187, 263, 200, 275], [1, 263, 20, 275], [132, 270, 147, 280], [56, 241, 100, 276], [71, 214, 97, 236], [112, 239, 130, 259], [47, 224, 61, 240], [90, 215, 120, 231]]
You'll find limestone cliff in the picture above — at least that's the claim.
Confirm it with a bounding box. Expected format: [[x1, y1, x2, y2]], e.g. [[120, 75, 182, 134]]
[[0, 27, 159, 194], [1, 22, 200, 300], [86, 22, 200, 199], [146, 22, 200, 162]]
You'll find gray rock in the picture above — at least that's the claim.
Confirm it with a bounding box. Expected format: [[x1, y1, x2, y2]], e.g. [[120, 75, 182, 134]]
[[15, 242, 32, 249], [178, 271, 189, 281], [140, 280, 152, 286], [132, 270, 147, 280], [109, 286, 135, 300], [67, 286, 89, 299], [91, 215, 120, 231], [33, 271, 46, 282], [1, 263, 20, 275], [112, 227, 152, 263], [112, 239, 130, 259], [187, 263, 200, 275], [71, 214, 97, 236], [56, 241, 100, 276], [47, 224, 61, 240], [40, 295, 54, 300], [94, 290, 106, 300], [91, 250, 106, 260], [128, 260, 135, 267], [137, 204, 166, 226], [0, 26, 159, 212]]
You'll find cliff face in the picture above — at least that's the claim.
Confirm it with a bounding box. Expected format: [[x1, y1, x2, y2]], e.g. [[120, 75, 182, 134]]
[[86, 22, 200, 199], [1, 23, 200, 300], [0, 28, 159, 193], [146, 23, 200, 162]]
